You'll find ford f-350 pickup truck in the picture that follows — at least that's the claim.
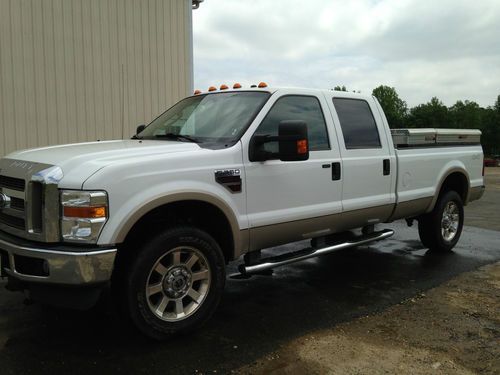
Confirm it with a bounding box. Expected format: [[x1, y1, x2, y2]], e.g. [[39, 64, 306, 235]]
[[0, 85, 484, 339]]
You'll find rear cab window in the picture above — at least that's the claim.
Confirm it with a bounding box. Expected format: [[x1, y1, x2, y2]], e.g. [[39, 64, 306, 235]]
[[332, 98, 381, 149]]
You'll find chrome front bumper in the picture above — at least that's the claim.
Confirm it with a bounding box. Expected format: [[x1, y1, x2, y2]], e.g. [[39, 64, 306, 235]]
[[0, 235, 116, 285]]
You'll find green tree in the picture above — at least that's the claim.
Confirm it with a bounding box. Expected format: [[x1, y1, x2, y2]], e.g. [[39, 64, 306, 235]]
[[448, 100, 482, 129], [494, 95, 500, 113], [371, 85, 408, 128], [407, 97, 449, 128], [480, 109, 498, 155], [483, 94, 500, 155]]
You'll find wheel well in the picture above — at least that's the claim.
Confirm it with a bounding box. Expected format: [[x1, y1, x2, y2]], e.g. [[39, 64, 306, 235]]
[[439, 172, 468, 203], [119, 200, 235, 264]]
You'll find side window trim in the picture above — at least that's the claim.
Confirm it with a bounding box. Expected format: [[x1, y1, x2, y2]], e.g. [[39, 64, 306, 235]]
[[255, 94, 331, 151], [332, 97, 382, 150]]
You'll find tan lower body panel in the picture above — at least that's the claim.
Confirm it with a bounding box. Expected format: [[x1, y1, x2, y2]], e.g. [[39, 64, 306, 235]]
[[467, 185, 485, 204], [387, 196, 433, 221], [247, 204, 394, 252], [234, 229, 250, 260]]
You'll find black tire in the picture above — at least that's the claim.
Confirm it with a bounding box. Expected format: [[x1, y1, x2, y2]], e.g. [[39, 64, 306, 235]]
[[125, 226, 225, 340], [418, 190, 464, 252]]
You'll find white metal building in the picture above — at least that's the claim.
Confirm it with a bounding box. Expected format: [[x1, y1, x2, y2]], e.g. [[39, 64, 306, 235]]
[[0, 0, 199, 157]]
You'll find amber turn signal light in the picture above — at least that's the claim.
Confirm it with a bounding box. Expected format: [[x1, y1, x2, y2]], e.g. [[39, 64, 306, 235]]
[[63, 206, 107, 219], [296, 139, 308, 154]]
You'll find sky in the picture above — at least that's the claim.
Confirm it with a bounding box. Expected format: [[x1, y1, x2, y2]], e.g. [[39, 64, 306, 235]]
[[193, 0, 500, 108]]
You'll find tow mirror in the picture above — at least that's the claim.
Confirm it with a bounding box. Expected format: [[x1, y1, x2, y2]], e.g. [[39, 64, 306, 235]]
[[136, 124, 146, 135], [278, 120, 309, 161], [249, 120, 309, 162]]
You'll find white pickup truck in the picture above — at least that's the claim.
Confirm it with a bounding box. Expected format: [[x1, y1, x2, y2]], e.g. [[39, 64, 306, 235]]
[[0, 85, 484, 339]]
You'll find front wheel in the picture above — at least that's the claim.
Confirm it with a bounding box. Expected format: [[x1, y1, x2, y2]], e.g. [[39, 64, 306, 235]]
[[418, 190, 464, 252], [126, 226, 226, 339]]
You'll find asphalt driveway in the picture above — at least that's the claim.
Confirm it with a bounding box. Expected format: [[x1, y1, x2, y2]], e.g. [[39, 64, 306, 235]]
[[1, 220, 499, 374]]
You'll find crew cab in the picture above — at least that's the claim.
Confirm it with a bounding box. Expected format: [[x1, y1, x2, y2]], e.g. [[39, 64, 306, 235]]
[[0, 85, 485, 339]]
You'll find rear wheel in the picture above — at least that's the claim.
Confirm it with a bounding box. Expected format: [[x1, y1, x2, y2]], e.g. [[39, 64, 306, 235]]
[[418, 190, 464, 252], [125, 226, 226, 339]]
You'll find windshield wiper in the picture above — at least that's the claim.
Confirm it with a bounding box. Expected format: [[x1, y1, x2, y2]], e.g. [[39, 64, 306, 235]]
[[154, 133, 201, 143]]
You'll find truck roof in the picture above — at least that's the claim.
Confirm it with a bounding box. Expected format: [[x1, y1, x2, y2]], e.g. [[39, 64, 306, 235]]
[[191, 85, 373, 101]]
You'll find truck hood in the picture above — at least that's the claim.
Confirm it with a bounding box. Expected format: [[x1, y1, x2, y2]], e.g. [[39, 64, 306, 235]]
[[6, 140, 201, 189]]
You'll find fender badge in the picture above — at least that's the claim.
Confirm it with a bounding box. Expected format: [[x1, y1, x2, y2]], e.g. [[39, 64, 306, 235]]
[[214, 169, 240, 177], [215, 169, 242, 193]]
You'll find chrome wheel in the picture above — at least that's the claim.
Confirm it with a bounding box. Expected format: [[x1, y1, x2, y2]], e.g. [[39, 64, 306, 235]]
[[146, 246, 211, 322], [441, 201, 459, 242]]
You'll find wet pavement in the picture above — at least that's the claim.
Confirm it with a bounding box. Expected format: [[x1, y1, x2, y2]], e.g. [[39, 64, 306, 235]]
[[0, 221, 499, 375]]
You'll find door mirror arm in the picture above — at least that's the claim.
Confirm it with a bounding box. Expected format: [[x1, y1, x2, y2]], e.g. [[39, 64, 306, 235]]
[[136, 124, 146, 135], [249, 135, 276, 162]]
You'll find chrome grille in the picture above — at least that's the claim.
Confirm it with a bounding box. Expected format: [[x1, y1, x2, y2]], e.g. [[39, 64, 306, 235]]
[[0, 175, 27, 231], [0, 159, 62, 242], [0, 175, 25, 191], [10, 197, 25, 211], [0, 211, 26, 230]]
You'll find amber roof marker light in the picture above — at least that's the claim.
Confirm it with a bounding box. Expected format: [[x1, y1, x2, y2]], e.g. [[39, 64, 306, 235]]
[[220, 84, 229, 90], [194, 89, 202, 95], [208, 86, 217, 92], [233, 83, 242, 89], [258, 82, 268, 88]]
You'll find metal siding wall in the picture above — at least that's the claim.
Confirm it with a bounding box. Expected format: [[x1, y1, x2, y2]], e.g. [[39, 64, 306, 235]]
[[0, 0, 193, 157]]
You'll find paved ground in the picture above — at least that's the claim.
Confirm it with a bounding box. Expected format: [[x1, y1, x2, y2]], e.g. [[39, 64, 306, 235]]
[[0, 169, 499, 374], [465, 167, 500, 231]]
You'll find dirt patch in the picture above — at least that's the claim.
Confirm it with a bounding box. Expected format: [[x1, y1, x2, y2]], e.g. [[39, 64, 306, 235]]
[[239, 262, 500, 375]]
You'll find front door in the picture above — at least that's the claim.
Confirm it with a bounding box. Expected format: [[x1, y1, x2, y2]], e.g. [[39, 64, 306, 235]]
[[242, 90, 343, 251]]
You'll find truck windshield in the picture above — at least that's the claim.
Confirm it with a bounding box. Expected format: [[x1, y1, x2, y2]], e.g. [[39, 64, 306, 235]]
[[137, 91, 270, 146]]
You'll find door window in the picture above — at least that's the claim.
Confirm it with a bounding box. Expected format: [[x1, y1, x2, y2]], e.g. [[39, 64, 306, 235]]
[[256, 95, 330, 154]]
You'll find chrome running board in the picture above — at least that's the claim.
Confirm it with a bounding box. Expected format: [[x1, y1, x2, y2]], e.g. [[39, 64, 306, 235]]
[[234, 229, 394, 277]]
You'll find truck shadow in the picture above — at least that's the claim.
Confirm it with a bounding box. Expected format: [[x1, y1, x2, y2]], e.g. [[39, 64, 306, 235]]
[[0, 228, 497, 375]]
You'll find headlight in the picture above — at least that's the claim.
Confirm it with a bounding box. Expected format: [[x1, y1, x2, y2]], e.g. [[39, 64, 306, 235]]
[[60, 190, 108, 243]]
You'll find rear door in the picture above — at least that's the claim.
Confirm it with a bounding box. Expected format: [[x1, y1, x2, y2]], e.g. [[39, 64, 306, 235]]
[[325, 94, 395, 224], [242, 90, 343, 250]]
